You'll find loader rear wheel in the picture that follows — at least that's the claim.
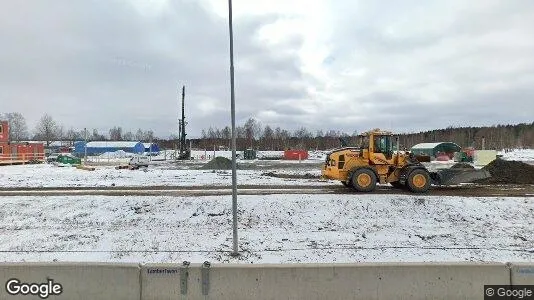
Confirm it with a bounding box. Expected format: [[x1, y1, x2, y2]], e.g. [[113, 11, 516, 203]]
[[341, 181, 350, 187], [406, 169, 430, 193], [350, 169, 377, 192]]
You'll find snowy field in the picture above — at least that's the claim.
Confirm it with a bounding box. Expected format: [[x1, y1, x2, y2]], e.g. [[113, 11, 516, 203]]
[[499, 148, 534, 162], [0, 194, 531, 263], [0, 163, 326, 188]]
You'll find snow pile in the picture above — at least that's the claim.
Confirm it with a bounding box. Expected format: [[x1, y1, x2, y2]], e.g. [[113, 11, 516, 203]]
[[500, 149, 534, 162], [257, 151, 283, 159], [0, 194, 531, 263], [98, 150, 135, 159], [308, 150, 328, 161]]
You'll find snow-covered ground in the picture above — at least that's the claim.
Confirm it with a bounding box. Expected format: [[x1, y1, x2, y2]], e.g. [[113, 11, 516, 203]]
[[82, 150, 327, 164], [0, 163, 325, 188], [499, 149, 534, 162], [0, 194, 531, 263], [189, 150, 327, 161]]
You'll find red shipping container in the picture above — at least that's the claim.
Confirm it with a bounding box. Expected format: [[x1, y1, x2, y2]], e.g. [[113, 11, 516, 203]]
[[283, 150, 308, 160]]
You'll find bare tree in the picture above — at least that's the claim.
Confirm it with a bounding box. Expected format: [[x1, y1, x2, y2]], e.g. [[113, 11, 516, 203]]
[[244, 118, 261, 147], [123, 131, 133, 141], [222, 126, 231, 140], [109, 126, 123, 140], [65, 128, 82, 141], [135, 129, 144, 141], [261, 125, 274, 150], [34, 114, 62, 147], [3, 112, 28, 142], [92, 129, 105, 140], [143, 130, 154, 142]]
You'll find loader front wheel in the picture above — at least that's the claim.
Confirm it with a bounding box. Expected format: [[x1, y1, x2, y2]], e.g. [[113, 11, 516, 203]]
[[341, 181, 350, 187], [350, 169, 377, 192], [406, 169, 430, 193]]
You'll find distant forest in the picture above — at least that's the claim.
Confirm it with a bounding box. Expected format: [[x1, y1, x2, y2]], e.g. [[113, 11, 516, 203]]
[[2, 112, 532, 150], [188, 119, 534, 151]]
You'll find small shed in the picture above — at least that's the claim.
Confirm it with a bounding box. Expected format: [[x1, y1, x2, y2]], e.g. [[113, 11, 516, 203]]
[[410, 142, 461, 159], [243, 149, 257, 160], [143, 143, 160, 154], [74, 141, 145, 155]]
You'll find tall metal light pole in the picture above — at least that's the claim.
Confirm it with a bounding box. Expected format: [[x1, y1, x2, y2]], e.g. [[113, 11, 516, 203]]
[[228, 0, 239, 256], [84, 128, 87, 165]]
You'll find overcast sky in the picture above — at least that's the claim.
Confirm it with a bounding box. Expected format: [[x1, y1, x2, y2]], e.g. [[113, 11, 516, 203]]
[[1, 0, 533, 138]]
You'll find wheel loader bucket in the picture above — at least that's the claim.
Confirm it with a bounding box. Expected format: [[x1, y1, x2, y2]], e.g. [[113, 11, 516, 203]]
[[431, 168, 491, 185]]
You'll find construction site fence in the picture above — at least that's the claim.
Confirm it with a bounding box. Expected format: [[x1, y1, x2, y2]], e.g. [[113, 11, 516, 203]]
[[0, 153, 46, 162], [0, 262, 532, 299]]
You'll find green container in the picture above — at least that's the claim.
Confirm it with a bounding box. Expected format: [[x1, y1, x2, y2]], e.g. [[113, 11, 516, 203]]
[[243, 149, 257, 160], [454, 151, 473, 163], [57, 154, 82, 165]]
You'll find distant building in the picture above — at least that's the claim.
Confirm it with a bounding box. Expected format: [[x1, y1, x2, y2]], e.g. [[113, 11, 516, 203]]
[[73, 141, 145, 155], [0, 120, 45, 162], [410, 142, 461, 159]]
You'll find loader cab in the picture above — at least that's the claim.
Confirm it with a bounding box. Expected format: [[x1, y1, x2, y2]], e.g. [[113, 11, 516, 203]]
[[372, 134, 394, 159], [359, 130, 394, 161]]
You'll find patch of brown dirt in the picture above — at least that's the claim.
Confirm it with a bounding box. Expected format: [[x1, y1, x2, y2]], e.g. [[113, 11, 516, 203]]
[[451, 162, 475, 169], [476, 158, 534, 184], [261, 172, 319, 179], [200, 157, 233, 170]]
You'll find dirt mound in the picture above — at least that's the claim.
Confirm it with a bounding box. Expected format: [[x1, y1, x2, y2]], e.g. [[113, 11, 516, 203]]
[[200, 157, 233, 170], [476, 158, 534, 184], [451, 162, 475, 169], [262, 172, 319, 179]]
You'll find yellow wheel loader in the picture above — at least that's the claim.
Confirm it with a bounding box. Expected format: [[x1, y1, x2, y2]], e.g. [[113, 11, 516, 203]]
[[321, 129, 490, 193]]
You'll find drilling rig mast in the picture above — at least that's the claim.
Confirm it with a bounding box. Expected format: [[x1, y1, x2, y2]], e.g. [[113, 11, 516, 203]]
[[177, 85, 191, 160]]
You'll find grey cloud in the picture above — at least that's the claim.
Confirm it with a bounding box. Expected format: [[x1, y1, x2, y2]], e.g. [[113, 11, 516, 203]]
[[1, 0, 533, 138], [0, 0, 308, 137]]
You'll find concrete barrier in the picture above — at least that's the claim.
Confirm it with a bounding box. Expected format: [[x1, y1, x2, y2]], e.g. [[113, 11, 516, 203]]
[[141, 262, 510, 300], [142, 263, 202, 300], [510, 263, 534, 285], [0, 263, 140, 300], [0, 262, 516, 299]]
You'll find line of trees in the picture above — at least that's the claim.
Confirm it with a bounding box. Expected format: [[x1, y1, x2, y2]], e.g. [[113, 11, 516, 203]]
[[195, 118, 534, 151], [0, 112, 157, 147], [2, 112, 533, 150], [397, 123, 534, 150]]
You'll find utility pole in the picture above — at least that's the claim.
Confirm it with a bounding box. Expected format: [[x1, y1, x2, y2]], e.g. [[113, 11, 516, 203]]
[[149, 136, 153, 161], [84, 128, 87, 165], [228, 0, 239, 256]]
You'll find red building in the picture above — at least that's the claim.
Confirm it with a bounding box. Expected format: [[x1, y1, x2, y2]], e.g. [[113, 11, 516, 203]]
[[0, 120, 45, 162]]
